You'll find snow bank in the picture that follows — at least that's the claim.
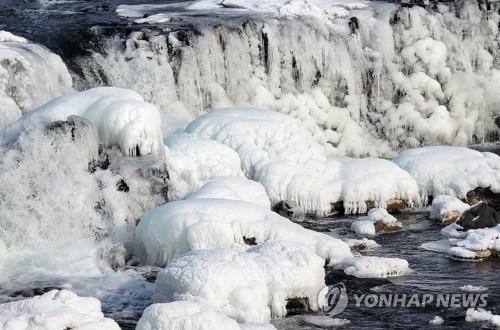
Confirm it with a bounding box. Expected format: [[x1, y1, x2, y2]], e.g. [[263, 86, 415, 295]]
[[153, 241, 326, 323], [0, 289, 119, 330], [336, 256, 410, 278], [430, 195, 470, 224], [2, 87, 163, 157], [394, 147, 500, 199], [136, 301, 241, 330], [0, 30, 72, 128], [165, 133, 244, 197], [133, 198, 352, 266], [184, 108, 418, 215], [187, 177, 271, 209], [351, 208, 401, 236], [466, 308, 500, 328]]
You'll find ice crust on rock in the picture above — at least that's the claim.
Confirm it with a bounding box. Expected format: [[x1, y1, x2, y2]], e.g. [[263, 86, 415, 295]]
[[430, 195, 470, 224], [2, 87, 163, 157], [351, 208, 401, 236], [183, 108, 419, 215], [394, 146, 500, 199], [133, 197, 352, 266], [187, 176, 271, 209], [153, 241, 326, 323], [0, 30, 72, 128], [0, 289, 120, 330], [336, 256, 410, 278]]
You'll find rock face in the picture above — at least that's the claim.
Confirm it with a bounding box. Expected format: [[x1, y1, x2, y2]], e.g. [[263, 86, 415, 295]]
[[272, 200, 304, 221], [457, 202, 500, 231], [466, 188, 500, 210]]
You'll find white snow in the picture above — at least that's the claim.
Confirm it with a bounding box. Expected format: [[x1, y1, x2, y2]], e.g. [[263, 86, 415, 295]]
[[136, 301, 241, 330], [153, 241, 327, 323], [343, 237, 379, 250], [165, 132, 244, 197], [0, 289, 120, 330], [394, 146, 500, 199], [183, 108, 419, 215], [430, 195, 470, 224], [133, 197, 352, 266], [466, 308, 500, 328], [0, 31, 72, 128], [429, 316, 444, 325], [460, 285, 488, 293], [351, 208, 401, 236], [187, 177, 271, 209], [336, 256, 410, 278], [2, 87, 163, 157], [455, 226, 500, 252]]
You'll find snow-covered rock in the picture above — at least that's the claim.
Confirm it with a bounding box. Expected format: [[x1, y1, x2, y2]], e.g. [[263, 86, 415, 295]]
[[165, 133, 244, 197], [336, 256, 410, 278], [136, 301, 241, 330], [441, 224, 500, 261], [187, 177, 271, 209], [466, 308, 500, 328], [2, 87, 163, 157], [184, 108, 419, 215], [0, 31, 72, 128], [429, 316, 444, 325], [351, 208, 402, 236], [430, 195, 470, 225], [153, 241, 326, 323], [0, 289, 119, 330], [133, 198, 352, 266], [394, 146, 500, 200]]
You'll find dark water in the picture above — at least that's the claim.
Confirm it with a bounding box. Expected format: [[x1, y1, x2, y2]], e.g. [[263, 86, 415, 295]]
[[275, 212, 500, 329]]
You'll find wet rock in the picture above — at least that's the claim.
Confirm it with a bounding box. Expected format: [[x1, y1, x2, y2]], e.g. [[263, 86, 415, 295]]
[[457, 202, 500, 230], [272, 200, 304, 221], [466, 187, 500, 210], [286, 297, 310, 315]]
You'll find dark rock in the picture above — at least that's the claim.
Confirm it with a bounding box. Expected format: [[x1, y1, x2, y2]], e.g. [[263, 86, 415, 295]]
[[349, 17, 359, 34], [243, 236, 257, 245], [286, 297, 310, 315], [457, 202, 500, 230], [116, 179, 130, 192], [272, 200, 304, 221], [466, 187, 500, 210]]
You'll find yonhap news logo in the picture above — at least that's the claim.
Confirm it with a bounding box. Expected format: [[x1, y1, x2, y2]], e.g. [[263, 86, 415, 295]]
[[319, 283, 488, 316]]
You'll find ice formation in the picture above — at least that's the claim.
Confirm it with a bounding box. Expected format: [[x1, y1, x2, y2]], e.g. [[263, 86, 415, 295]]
[[133, 197, 352, 266], [187, 176, 271, 209], [429, 316, 444, 325], [0, 289, 120, 330], [336, 256, 410, 278], [181, 108, 419, 215], [351, 208, 402, 236], [2, 87, 163, 157], [430, 195, 471, 224], [466, 308, 500, 328], [82, 1, 500, 157], [0, 30, 72, 128], [460, 285, 488, 293], [394, 146, 500, 199], [153, 241, 326, 323]]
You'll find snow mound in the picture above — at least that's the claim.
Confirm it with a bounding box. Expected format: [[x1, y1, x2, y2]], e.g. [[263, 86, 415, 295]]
[[133, 198, 352, 266], [351, 208, 401, 236], [0, 289, 119, 330], [429, 316, 444, 325], [2, 87, 163, 157], [466, 308, 500, 328], [430, 195, 470, 224], [136, 301, 241, 330], [153, 241, 326, 323], [165, 132, 244, 197], [455, 226, 500, 252], [336, 256, 410, 278], [188, 177, 271, 209], [0, 31, 72, 128], [185, 108, 419, 215], [394, 146, 500, 199]]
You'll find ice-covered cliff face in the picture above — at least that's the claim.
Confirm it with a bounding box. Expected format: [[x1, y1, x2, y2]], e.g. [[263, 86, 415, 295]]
[[79, 0, 500, 156]]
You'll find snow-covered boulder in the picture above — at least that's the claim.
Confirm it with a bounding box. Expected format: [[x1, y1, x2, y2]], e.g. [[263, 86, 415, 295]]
[[153, 241, 326, 323], [2, 87, 163, 157], [466, 308, 500, 328], [448, 225, 500, 261], [430, 195, 470, 225], [0, 289, 119, 330], [351, 208, 402, 236], [136, 301, 241, 330], [336, 256, 410, 278], [187, 176, 271, 209], [0, 31, 72, 128], [394, 146, 500, 200], [183, 108, 419, 215], [165, 133, 244, 197], [133, 198, 352, 266]]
